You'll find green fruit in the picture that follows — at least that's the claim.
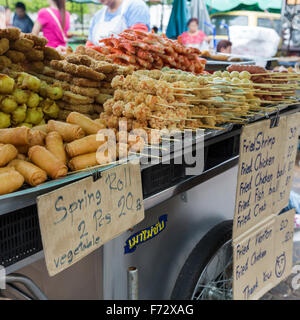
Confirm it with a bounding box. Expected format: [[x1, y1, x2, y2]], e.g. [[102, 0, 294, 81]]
[[12, 104, 27, 124], [0, 112, 11, 128], [27, 92, 40, 108], [1, 96, 17, 113]]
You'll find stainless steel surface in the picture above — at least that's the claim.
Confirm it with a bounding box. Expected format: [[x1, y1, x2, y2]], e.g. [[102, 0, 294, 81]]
[[5, 273, 47, 300], [127, 267, 138, 300], [5, 252, 44, 275], [104, 165, 238, 299]]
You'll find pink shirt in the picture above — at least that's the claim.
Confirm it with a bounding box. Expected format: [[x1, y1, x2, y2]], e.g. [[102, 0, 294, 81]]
[[37, 8, 70, 48], [181, 30, 206, 46]]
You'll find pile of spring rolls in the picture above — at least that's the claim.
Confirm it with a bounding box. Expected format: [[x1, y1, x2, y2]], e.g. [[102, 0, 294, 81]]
[[0, 111, 110, 196]]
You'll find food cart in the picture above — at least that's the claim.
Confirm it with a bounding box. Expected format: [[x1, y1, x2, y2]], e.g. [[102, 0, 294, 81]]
[[0, 102, 299, 300]]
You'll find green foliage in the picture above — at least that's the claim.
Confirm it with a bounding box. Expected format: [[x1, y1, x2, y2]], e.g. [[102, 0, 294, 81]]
[[0, 0, 99, 15]]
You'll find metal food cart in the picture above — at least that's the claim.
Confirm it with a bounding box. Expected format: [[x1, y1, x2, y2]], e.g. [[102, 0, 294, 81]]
[[0, 104, 299, 300]]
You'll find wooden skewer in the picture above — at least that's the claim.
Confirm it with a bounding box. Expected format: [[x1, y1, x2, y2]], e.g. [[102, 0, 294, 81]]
[[184, 125, 226, 130], [192, 114, 215, 118], [129, 151, 162, 159]]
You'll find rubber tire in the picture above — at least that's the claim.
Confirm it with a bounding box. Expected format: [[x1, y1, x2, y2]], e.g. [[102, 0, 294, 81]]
[[171, 220, 233, 300]]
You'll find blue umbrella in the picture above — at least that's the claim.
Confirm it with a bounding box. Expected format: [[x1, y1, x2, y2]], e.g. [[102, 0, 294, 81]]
[[166, 0, 189, 39]]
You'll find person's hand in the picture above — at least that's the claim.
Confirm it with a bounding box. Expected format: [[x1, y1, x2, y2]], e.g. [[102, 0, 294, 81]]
[[204, 36, 210, 43]]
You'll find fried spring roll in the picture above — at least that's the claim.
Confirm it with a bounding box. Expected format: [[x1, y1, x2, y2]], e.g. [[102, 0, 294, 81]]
[[29, 129, 46, 146], [47, 120, 85, 142], [68, 152, 98, 171], [28, 145, 68, 179], [65, 134, 105, 158], [66, 112, 104, 135], [46, 131, 67, 164], [0, 144, 18, 166], [0, 127, 30, 145], [8, 159, 47, 187], [0, 170, 24, 195]]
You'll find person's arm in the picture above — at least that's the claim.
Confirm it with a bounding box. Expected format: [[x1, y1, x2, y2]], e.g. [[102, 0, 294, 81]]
[[27, 16, 34, 33], [32, 21, 42, 36]]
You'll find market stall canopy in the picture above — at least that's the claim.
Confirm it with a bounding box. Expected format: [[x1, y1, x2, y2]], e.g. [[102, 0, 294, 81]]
[[205, 0, 282, 12], [166, 0, 189, 39]]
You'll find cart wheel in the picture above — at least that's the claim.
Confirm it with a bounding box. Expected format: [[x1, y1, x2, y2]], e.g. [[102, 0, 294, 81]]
[[171, 220, 233, 300]]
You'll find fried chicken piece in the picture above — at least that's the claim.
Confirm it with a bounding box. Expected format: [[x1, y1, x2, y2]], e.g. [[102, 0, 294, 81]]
[[43, 66, 56, 77], [0, 56, 12, 70], [25, 48, 44, 61], [57, 100, 95, 114], [65, 54, 93, 67], [63, 91, 94, 105], [23, 34, 48, 47], [0, 27, 21, 40], [0, 38, 9, 55], [55, 70, 72, 82], [5, 50, 26, 63], [10, 38, 34, 52], [75, 45, 111, 62], [50, 60, 65, 71], [70, 85, 99, 98], [43, 46, 64, 60], [64, 62, 106, 81], [93, 61, 118, 74], [72, 77, 101, 88]]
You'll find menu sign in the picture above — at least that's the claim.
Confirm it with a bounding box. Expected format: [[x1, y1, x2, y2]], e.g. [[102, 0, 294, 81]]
[[233, 113, 300, 300], [37, 161, 144, 276]]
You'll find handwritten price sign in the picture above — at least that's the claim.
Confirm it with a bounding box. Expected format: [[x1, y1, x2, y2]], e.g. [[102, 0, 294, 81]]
[[37, 161, 144, 276]]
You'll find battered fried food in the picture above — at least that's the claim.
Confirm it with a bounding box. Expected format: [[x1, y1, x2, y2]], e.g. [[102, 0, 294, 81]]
[[95, 93, 113, 104], [57, 101, 95, 114], [99, 81, 112, 89], [55, 70, 72, 82], [70, 85, 99, 98], [63, 61, 106, 81], [72, 77, 101, 88], [25, 48, 44, 61], [0, 38, 9, 55], [10, 38, 34, 52], [63, 91, 94, 105], [43, 66, 56, 77], [0, 27, 21, 40], [52, 80, 70, 91], [30, 72, 54, 84], [75, 45, 111, 62], [58, 109, 71, 121], [43, 46, 64, 60], [30, 61, 44, 73], [23, 34, 48, 47], [98, 88, 114, 95], [94, 61, 118, 74], [65, 54, 93, 67], [50, 60, 65, 71], [0, 56, 12, 69], [0, 74, 15, 94], [93, 104, 104, 113], [5, 50, 26, 63]]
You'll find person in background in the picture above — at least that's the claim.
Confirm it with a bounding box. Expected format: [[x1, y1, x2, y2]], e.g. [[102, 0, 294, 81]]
[[180, 18, 210, 50], [152, 26, 158, 34], [12, 2, 33, 33], [216, 40, 232, 54], [5, 6, 12, 27], [32, 0, 70, 50], [87, 0, 150, 46]]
